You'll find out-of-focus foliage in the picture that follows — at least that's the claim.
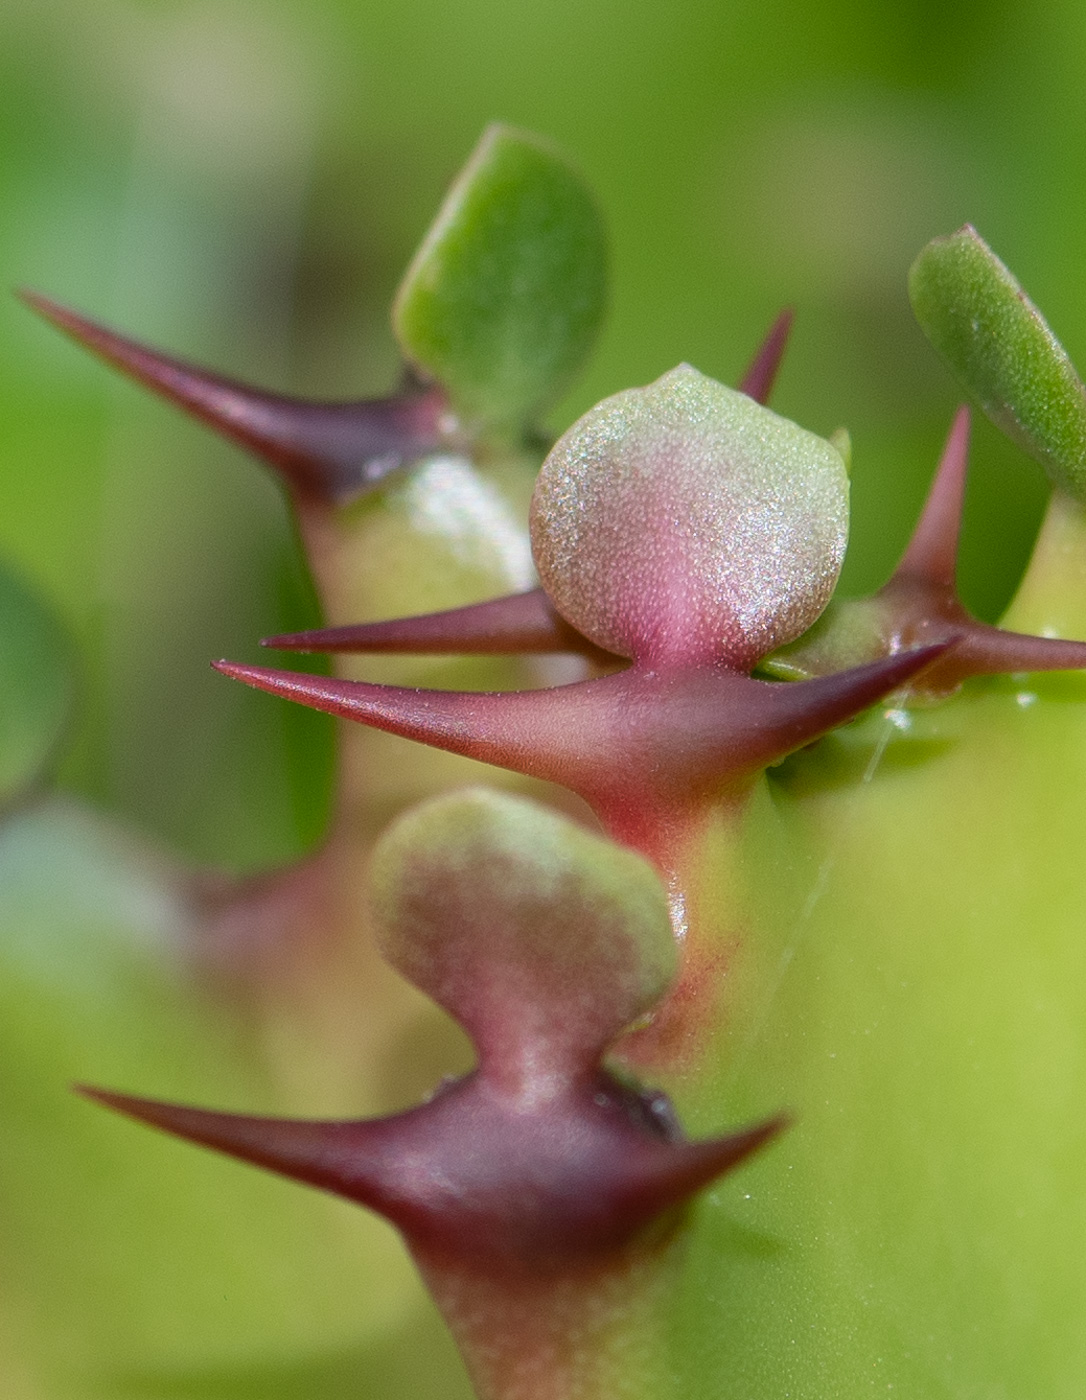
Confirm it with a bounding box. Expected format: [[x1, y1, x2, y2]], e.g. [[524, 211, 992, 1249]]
[[0, 558, 72, 805]]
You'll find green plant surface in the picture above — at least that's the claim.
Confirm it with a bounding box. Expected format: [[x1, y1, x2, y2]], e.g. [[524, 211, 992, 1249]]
[[9, 9, 1086, 1393], [0, 793, 474, 1397], [0, 558, 72, 808], [646, 676, 1086, 1396]]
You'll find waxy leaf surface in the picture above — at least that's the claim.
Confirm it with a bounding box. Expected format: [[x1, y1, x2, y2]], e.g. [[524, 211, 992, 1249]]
[[393, 124, 607, 426], [910, 225, 1086, 500]]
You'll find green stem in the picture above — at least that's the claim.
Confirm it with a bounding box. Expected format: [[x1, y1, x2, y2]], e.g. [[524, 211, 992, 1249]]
[[1001, 488, 1086, 639]]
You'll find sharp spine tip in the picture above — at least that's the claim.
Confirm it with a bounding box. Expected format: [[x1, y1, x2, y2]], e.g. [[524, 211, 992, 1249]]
[[737, 308, 795, 405], [895, 405, 972, 587], [260, 589, 612, 659], [20, 292, 450, 504]]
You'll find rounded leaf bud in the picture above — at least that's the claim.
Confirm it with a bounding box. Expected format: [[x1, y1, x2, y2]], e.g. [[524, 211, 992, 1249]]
[[530, 364, 849, 668]]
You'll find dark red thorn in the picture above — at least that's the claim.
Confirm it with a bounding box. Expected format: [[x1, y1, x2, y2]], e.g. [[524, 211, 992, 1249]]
[[748, 641, 955, 762], [77, 1080, 389, 1204], [737, 309, 794, 405], [895, 405, 971, 587], [263, 587, 615, 660], [19, 291, 449, 504], [213, 643, 950, 836], [211, 658, 603, 789], [76, 1084, 405, 1215], [633, 1112, 788, 1211], [77, 1080, 783, 1272], [773, 410, 1086, 692], [931, 621, 1086, 681], [871, 404, 1086, 688]]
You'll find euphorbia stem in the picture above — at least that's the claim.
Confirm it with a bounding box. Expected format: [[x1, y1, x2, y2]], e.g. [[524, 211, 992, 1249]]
[[1000, 488, 1086, 639], [614, 781, 811, 1092], [417, 1243, 683, 1400]]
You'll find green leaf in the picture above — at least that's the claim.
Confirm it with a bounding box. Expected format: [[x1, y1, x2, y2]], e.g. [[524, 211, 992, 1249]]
[[910, 225, 1086, 500], [369, 787, 676, 1060], [392, 124, 607, 427], [0, 560, 73, 808]]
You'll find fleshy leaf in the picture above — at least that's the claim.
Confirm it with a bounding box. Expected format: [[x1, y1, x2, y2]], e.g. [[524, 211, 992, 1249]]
[[909, 225, 1086, 499], [368, 787, 675, 1076], [530, 364, 849, 669], [393, 124, 607, 426], [0, 561, 73, 808]]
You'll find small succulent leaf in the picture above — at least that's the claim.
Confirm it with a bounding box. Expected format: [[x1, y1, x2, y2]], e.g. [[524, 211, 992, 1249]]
[[530, 364, 849, 669], [0, 561, 73, 808], [761, 597, 887, 680], [909, 226, 1086, 499], [367, 788, 676, 1072], [393, 124, 607, 426]]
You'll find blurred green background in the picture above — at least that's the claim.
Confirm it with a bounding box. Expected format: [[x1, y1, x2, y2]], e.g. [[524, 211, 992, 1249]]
[[1, 0, 1083, 871]]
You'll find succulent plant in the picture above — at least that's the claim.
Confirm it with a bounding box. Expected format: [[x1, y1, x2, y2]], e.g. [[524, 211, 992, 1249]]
[[8, 126, 1086, 1398]]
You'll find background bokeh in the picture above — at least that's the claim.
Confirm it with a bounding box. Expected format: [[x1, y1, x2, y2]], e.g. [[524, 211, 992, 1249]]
[[1, 0, 1083, 869]]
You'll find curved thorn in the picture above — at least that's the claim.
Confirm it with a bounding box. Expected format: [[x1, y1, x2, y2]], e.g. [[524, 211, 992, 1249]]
[[754, 641, 957, 760], [951, 622, 1086, 678], [895, 406, 971, 586], [737, 309, 794, 405], [263, 587, 614, 659], [80, 1083, 787, 1264], [644, 1113, 789, 1209], [19, 291, 448, 504], [76, 1085, 404, 1215], [214, 648, 955, 816], [213, 659, 586, 785]]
